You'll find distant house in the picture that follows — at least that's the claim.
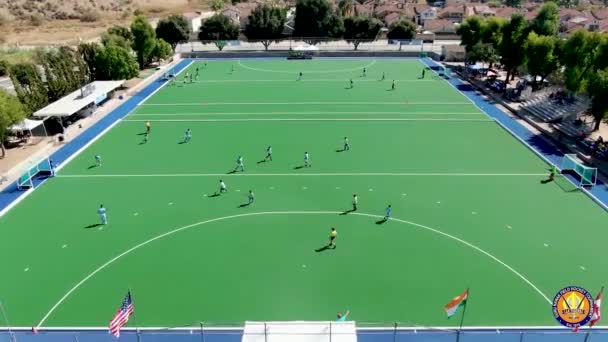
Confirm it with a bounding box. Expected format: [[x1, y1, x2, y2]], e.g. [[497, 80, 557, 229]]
[[473, 5, 495, 17], [438, 5, 465, 23], [384, 12, 402, 27], [494, 6, 520, 19], [424, 18, 457, 33], [221, 2, 258, 28], [416, 6, 437, 25]]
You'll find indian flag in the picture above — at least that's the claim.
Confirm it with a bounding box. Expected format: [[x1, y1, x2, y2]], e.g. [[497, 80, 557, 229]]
[[445, 289, 469, 318]]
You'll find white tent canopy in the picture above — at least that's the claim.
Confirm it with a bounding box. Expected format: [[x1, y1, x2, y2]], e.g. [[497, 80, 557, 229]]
[[293, 44, 319, 51], [8, 118, 45, 132], [33, 81, 124, 118]]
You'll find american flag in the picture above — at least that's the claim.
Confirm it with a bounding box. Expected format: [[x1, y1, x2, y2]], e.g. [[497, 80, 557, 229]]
[[109, 291, 134, 337]]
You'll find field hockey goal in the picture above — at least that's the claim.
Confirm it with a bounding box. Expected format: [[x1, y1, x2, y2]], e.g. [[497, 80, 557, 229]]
[[16, 157, 54, 190], [560, 154, 597, 187], [242, 321, 357, 342]]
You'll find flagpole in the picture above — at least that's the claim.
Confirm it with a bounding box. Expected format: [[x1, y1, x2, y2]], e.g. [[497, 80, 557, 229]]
[[584, 286, 604, 342], [0, 299, 16, 342], [456, 289, 469, 342], [128, 289, 140, 342]]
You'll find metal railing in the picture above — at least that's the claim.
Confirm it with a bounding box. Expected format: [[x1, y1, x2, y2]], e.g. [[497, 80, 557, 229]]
[[2, 323, 607, 342]]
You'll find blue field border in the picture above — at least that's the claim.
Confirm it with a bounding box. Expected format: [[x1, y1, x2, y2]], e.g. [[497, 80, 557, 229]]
[[1, 328, 607, 342], [0, 59, 192, 215], [421, 58, 608, 211]]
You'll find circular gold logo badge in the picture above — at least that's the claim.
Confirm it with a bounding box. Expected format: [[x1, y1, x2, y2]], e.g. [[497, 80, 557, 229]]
[[552, 286, 593, 328]]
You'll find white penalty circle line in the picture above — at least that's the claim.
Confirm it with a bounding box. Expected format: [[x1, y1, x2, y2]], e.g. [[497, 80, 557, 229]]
[[36, 211, 551, 327], [237, 59, 377, 74]]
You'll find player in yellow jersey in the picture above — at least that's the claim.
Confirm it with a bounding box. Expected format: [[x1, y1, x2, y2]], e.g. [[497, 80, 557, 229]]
[[329, 227, 337, 249]]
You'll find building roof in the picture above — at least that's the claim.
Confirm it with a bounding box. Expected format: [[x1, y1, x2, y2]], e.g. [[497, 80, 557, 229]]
[[438, 5, 464, 17], [424, 18, 456, 32], [494, 6, 520, 19], [591, 8, 608, 20], [385, 12, 402, 26], [34, 81, 124, 117]]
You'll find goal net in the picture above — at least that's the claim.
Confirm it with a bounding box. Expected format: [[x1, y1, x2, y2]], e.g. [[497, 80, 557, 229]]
[[242, 321, 357, 342], [17, 157, 54, 190], [560, 154, 597, 187]]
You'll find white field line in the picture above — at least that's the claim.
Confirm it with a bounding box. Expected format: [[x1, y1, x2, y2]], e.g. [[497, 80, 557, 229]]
[[56, 173, 547, 178], [140, 102, 473, 106], [122, 118, 493, 122], [130, 112, 484, 116], [135, 59, 194, 108], [55, 60, 192, 174], [36, 211, 550, 328], [188, 79, 438, 83], [0, 60, 191, 219], [421, 60, 608, 212], [237, 59, 377, 74]]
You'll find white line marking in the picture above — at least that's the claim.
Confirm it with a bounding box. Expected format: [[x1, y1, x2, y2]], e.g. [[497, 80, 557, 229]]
[[123, 118, 492, 122], [421, 59, 608, 212], [141, 102, 473, 106], [131, 112, 483, 116], [436, 201, 441, 204], [580, 266, 586, 271], [168, 202, 174, 205], [36, 211, 551, 327], [97, 226, 103, 230], [134, 213, 139, 216], [402, 193, 407, 196], [472, 211, 477, 215], [236, 189, 241, 192], [506, 225, 512, 229], [369, 188, 374, 191], [237, 59, 377, 74], [189, 79, 440, 83], [543, 243, 549, 247], [335, 187, 341, 190], [57, 173, 547, 178], [0, 61, 191, 219]]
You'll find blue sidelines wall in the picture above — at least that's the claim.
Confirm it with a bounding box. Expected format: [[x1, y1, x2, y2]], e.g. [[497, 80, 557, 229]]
[[0, 59, 192, 214], [421, 58, 608, 211], [1, 328, 607, 342]]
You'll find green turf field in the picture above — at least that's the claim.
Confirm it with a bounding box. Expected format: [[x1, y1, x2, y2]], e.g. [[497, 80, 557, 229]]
[[1, 59, 607, 329]]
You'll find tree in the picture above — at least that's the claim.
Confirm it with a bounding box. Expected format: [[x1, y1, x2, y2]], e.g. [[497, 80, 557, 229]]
[[338, 0, 355, 17], [244, 4, 287, 51], [561, 30, 602, 92], [156, 15, 190, 49], [78, 43, 100, 81], [36, 47, 89, 102], [525, 33, 558, 86], [532, 2, 559, 36], [9, 63, 48, 114], [343, 16, 382, 50], [555, 0, 578, 8], [499, 13, 529, 84], [150, 38, 173, 61], [94, 43, 140, 80], [107, 25, 134, 42], [293, 0, 342, 43], [130, 15, 157, 69], [588, 69, 608, 131], [101, 32, 132, 51], [504, 0, 522, 7], [0, 89, 27, 158], [386, 19, 416, 40], [467, 42, 498, 65], [457, 16, 485, 55], [198, 14, 240, 51], [210, 0, 226, 12], [587, 68, 608, 131]]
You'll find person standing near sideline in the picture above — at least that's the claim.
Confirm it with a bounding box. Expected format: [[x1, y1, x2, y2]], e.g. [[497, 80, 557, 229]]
[[98, 204, 107, 225], [352, 194, 358, 211]]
